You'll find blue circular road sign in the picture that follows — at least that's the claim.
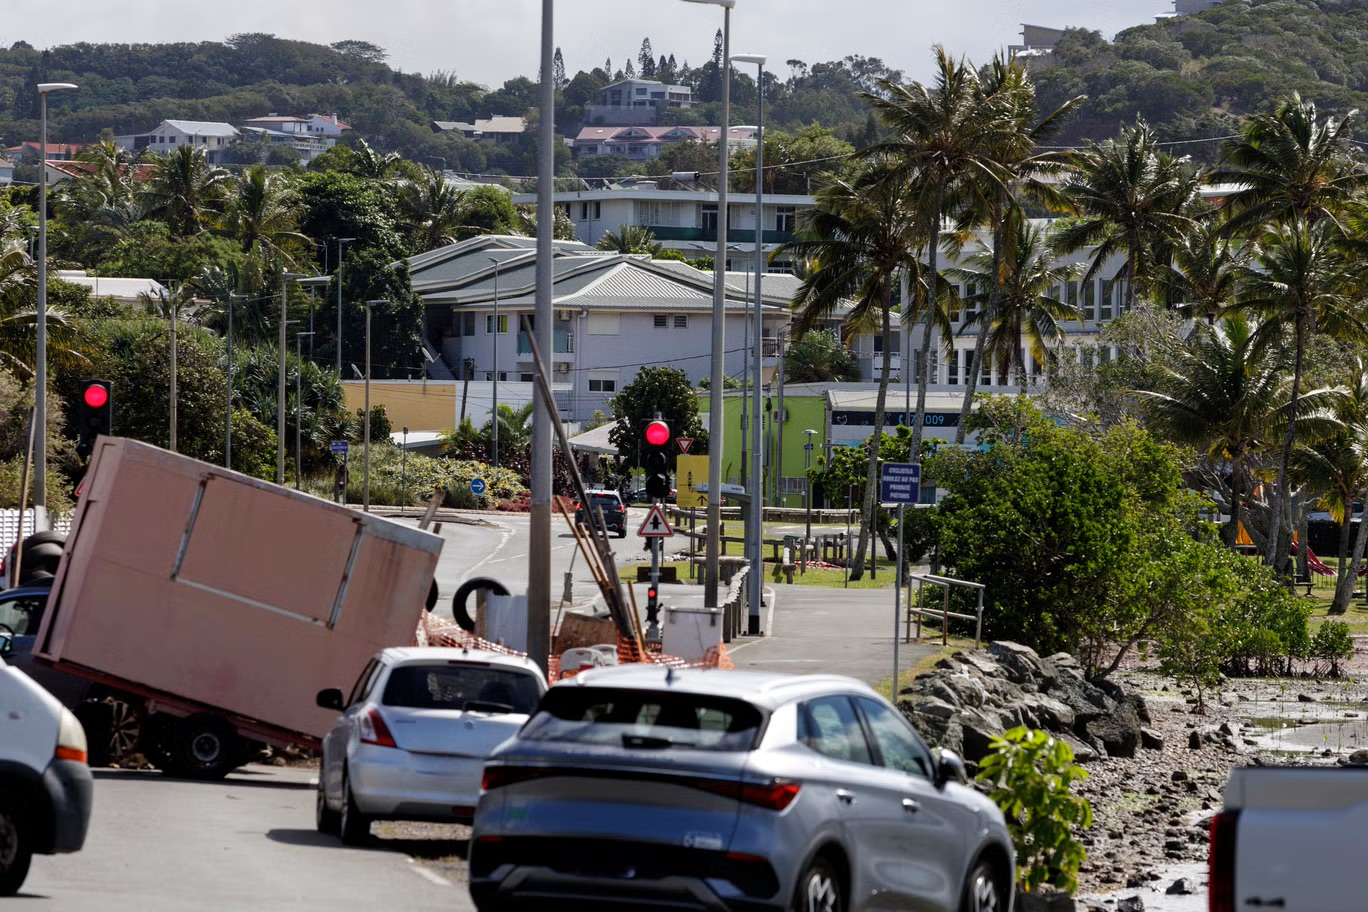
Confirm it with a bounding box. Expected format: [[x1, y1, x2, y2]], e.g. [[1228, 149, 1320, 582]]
[[470, 477, 487, 496]]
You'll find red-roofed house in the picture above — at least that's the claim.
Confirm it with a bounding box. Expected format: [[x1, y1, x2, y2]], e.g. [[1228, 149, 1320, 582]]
[[4, 142, 88, 164]]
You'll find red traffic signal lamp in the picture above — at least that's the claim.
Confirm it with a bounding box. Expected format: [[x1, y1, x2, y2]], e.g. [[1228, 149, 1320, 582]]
[[644, 420, 671, 500], [645, 420, 670, 447], [76, 379, 112, 458]]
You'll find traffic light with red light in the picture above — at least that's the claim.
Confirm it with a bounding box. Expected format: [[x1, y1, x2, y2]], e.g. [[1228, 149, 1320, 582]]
[[643, 419, 671, 500], [77, 379, 112, 457], [646, 583, 660, 624]]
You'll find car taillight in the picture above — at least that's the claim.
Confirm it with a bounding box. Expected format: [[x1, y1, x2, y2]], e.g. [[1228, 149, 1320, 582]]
[[690, 777, 801, 811], [56, 707, 88, 764], [359, 709, 397, 748], [482, 765, 554, 791], [1209, 809, 1240, 912]]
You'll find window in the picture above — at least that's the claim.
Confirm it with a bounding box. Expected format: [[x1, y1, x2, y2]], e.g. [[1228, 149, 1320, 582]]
[[673, 315, 689, 329], [462, 313, 476, 336], [798, 696, 872, 764], [854, 697, 932, 778], [520, 373, 534, 383], [588, 371, 618, 393], [485, 371, 507, 382], [521, 687, 764, 752], [487, 314, 508, 333], [873, 334, 901, 355], [382, 664, 542, 715], [346, 659, 382, 708], [981, 352, 992, 386], [588, 313, 619, 335], [776, 206, 797, 233], [1066, 280, 1078, 312], [701, 204, 718, 231], [963, 282, 979, 324], [1099, 279, 1114, 322], [948, 350, 960, 386], [0, 595, 44, 636], [654, 315, 669, 328], [1082, 279, 1097, 321]]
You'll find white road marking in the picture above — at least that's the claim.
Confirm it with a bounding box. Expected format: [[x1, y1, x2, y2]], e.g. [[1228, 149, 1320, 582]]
[[408, 860, 452, 887], [456, 519, 516, 586]]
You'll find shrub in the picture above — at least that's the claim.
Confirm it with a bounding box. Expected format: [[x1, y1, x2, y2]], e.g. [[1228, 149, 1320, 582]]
[[976, 727, 1093, 894], [1310, 621, 1354, 678]]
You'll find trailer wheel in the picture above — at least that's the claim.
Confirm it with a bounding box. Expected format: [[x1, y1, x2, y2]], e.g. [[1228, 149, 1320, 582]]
[[74, 698, 142, 768], [163, 714, 240, 780], [452, 577, 509, 633], [0, 797, 32, 897]]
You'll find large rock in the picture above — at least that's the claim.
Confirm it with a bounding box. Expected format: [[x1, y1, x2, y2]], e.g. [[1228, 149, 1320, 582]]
[[1048, 673, 1114, 725], [989, 641, 1048, 688], [956, 707, 1008, 763], [1020, 693, 1077, 729], [1083, 698, 1143, 758]]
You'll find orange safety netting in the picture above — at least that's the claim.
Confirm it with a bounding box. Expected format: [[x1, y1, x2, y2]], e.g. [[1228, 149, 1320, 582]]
[[414, 610, 733, 682]]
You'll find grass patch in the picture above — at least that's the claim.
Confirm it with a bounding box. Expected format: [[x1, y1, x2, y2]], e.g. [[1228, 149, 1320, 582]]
[[873, 635, 979, 701], [762, 561, 894, 589]]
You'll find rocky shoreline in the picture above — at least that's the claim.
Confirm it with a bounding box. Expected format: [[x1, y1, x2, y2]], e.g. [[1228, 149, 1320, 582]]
[[896, 641, 1368, 908]]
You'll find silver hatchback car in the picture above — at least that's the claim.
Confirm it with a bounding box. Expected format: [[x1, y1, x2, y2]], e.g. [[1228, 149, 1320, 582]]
[[315, 647, 546, 845], [469, 666, 1013, 912]]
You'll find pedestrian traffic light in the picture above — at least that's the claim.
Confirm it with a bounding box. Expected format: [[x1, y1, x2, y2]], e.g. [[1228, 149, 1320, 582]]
[[76, 379, 112, 457], [644, 420, 670, 499], [646, 583, 660, 625]]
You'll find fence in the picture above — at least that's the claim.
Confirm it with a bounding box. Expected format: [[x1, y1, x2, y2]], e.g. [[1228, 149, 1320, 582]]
[[905, 573, 985, 648], [0, 509, 71, 559]]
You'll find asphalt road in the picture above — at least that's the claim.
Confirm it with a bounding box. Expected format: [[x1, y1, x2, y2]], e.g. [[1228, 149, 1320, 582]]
[[23, 766, 476, 911]]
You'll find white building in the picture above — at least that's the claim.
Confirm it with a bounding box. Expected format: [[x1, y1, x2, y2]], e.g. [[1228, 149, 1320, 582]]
[[571, 125, 757, 161], [588, 78, 693, 126], [238, 114, 349, 162], [115, 120, 240, 164], [0, 156, 12, 185], [430, 116, 527, 145]]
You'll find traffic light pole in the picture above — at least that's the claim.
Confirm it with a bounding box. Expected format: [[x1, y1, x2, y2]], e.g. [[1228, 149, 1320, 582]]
[[646, 530, 662, 642]]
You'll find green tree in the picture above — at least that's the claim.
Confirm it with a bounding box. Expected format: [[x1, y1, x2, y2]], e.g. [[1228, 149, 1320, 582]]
[[399, 166, 471, 252], [596, 224, 662, 256], [607, 366, 705, 470], [783, 329, 859, 383], [141, 144, 232, 239]]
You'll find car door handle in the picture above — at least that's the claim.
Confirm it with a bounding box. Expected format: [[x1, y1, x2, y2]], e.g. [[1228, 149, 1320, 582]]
[[835, 789, 855, 805], [902, 798, 921, 813]]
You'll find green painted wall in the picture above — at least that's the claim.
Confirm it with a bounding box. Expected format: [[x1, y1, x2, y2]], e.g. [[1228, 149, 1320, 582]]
[[698, 392, 826, 508]]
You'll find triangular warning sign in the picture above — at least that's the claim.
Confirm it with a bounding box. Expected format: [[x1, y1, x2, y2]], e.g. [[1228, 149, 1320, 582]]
[[678, 437, 693, 454], [637, 503, 675, 537]]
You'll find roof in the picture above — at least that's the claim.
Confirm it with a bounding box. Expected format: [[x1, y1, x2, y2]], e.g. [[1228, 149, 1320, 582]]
[[562, 665, 876, 710], [309, 114, 352, 129], [8, 142, 87, 155], [53, 270, 167, 301], [241, 115, 309, 125], [160, 120, 239, 137], [567, 421, 620, 455], [378, 645, 545, 677], [826, 389, 968, 412], [432, 117, 526, 135], [44, 161, 156, 182], [573, 125, 757, 144]]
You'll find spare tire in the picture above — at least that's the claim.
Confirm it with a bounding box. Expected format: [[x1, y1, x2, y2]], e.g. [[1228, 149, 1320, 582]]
[[451, 577, 509, 632]]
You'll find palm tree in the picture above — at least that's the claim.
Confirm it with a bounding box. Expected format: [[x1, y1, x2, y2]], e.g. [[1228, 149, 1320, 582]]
[[1234, 218, 1368, 572], [0, 246, 86, 379], [951, 215, 1082, 388], [349, 139, 405, 180], [399, 167, 470, 252], [487, 402, 535, 452], [860, 46, 1013, 460], [54, 140, 148, 261], [1165, 217, 1247, 322], [141, 145, 231, 239], [1135, 314, 1317, 551], [952, 54, 1084, 442], [1052, 117, 1201, 314], [1290, 360, 1368, 613], [780, 164, 929, 579], [223, 166, 309, 294], [596, 224, 664, 256], [1216, 94, 1362, 236]]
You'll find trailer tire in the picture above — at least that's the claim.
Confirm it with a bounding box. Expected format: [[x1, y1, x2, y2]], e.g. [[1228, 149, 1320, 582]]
[[452, 578, 508, 633], [74, 702, 114, 767], [163, 714, 240, 780]]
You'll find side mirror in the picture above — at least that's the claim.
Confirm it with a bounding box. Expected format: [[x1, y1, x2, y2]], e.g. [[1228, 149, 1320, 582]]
[[316, 688, 344, 711], [934, 748, 968, 788], [0, 633, 11, 657]]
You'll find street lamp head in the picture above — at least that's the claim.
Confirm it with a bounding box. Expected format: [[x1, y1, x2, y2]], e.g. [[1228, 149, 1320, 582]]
[[338, 237, 357, 244], [732, 54, 767, 66], [281, 272, 307, 282], [37, 83, 78, 94], [365, 299, 388, 309], [682, 0, 736, 7], [297, 331, 316, 338], [804, 428, 818, 436]]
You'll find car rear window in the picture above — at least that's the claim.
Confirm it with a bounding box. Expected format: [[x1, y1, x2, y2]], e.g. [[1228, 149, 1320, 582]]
[[589, 495, 621, 510], [382, 664, 542, 714], [520, 687, 764, 751]]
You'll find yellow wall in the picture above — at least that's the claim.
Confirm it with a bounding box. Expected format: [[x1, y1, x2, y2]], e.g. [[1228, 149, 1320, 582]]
[[341, 381, 458, 432]]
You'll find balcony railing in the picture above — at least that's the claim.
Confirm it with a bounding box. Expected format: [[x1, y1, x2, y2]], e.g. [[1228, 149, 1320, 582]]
[[517, 329, 575, 355], [647, 226, 796, 245]]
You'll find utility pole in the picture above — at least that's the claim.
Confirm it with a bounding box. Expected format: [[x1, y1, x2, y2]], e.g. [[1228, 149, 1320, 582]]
[[168, 288, 178, 453]]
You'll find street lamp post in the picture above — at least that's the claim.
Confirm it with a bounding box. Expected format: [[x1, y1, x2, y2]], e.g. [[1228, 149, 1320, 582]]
[[34, 81, 78, 511], [803, 428, 818, 545], [168, 288, 178, 453], [278, 273, 306, 485], [335, 238, 356, 376], [363, 300, 387, 512], [488, 257, 501, 468], [682, 0, 736, 610], [401, 426, 409, 512], [740, 260, 750, 487], [295, 331, 315, 490], [734, 52, 766, 635], [225, 294, 245, 468]]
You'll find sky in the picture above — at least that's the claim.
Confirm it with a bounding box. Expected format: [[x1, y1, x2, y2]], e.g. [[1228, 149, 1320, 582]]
[[2, 1, 1169, 89]]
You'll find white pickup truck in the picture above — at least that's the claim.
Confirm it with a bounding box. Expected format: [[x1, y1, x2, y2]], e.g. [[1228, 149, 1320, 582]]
[[1210, 765, 1368, 912], [0, 648, 93, 895]]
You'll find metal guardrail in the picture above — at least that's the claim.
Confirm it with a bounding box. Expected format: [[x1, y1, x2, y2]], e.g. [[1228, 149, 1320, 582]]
[[905, 572, 985, 648], [0, 509, 71, 558]]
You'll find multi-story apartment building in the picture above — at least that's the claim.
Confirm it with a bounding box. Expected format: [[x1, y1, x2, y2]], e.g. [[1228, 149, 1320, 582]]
[[115, 120, 239, 164], [571, 125, 757, 161], [587, 78, 693, 126]]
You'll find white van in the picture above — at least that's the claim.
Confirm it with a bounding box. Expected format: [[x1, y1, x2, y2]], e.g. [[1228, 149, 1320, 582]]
[[0, 641, 93, 895]]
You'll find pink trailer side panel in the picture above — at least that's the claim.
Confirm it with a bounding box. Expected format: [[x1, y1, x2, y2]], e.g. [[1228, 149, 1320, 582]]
[[35, 437, 442, 741]]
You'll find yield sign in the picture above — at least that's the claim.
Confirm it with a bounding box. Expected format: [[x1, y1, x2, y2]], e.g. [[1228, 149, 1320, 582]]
[[678, 437, 693, 454], [637, 503, 675, 537]]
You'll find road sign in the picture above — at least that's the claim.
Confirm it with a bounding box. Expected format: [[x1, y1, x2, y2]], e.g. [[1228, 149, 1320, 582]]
[[637, 503, 674, 537], [880, 463, 921, 504], [676, 454, 708, 508], [330, 440, 349, 454], [678, 437, 693, 454], [470, 477, 487, 496]]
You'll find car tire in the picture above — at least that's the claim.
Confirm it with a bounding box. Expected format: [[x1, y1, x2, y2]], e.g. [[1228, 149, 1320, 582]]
[[0, 798, 32, 897], [617, 528, 627, 538], [793, 856, 844, 912], [960, 859, 1006, 912], [163, 714, 240, 780], [338, 769, 371, 846], [316, 770, 341, 835]]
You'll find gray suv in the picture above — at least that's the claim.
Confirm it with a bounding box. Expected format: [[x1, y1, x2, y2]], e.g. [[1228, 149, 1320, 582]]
[[469, 666, 1013, 912]]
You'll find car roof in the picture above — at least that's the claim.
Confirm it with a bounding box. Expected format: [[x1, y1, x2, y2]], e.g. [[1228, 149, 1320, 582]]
[[585, 489, 621, 497], [557, 666, 878, 709], [377, 646, 545, 678]]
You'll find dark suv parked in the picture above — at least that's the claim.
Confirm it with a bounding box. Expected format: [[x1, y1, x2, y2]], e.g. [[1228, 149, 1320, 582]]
[[575, 490, 627, 538]]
